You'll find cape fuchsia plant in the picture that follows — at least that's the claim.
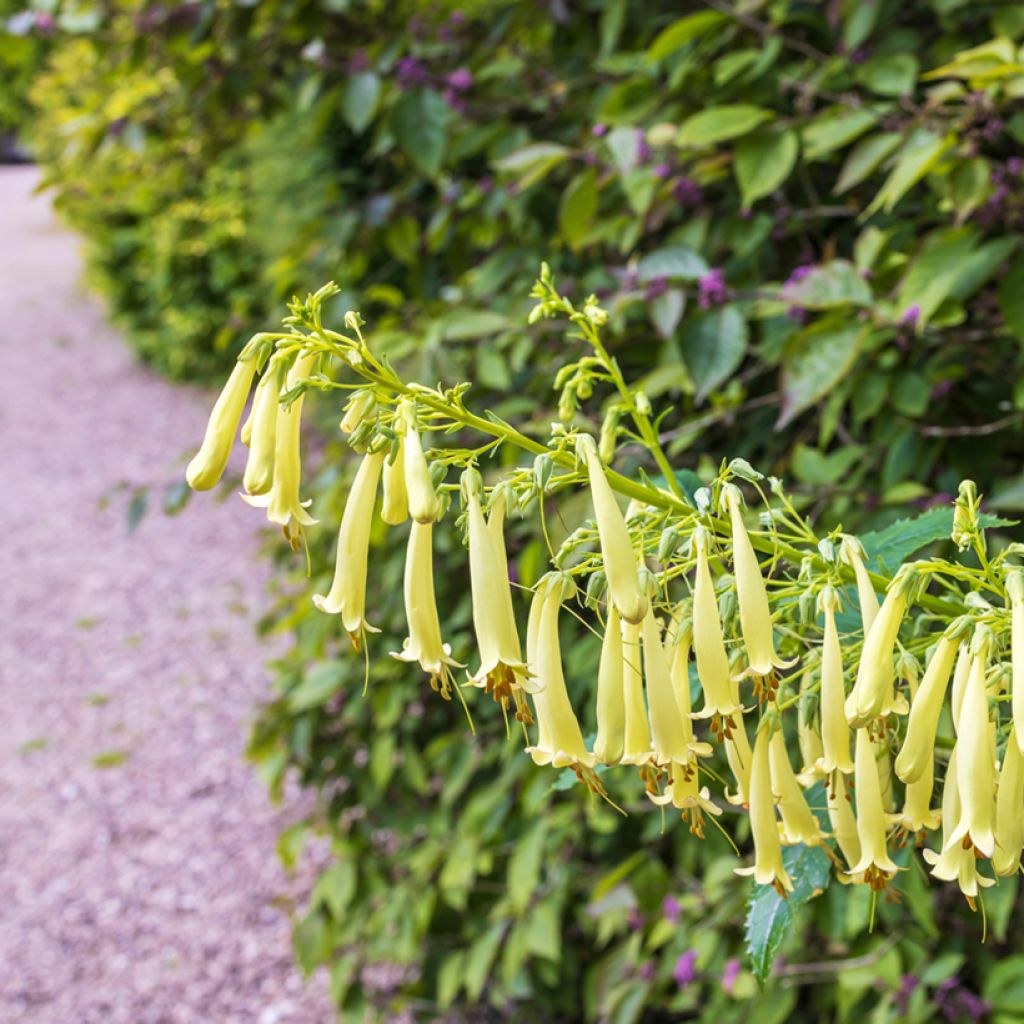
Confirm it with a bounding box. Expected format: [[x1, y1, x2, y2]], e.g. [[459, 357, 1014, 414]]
[[188, 269, 1024, 915]]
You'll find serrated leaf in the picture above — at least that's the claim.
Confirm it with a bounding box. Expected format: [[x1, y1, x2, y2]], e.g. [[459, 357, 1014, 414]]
[[678, 305, 748, 402], [735, 126, 798, 209], [341, 72, 380, 133], [392, 89, 448, 176], [559, 167, 599, 251], [746, 841, 832, 984], [647, 11, 726, 61], [677, 104, 772, 147], [636, 245, 709, 282], [778, 319, 866, 428]]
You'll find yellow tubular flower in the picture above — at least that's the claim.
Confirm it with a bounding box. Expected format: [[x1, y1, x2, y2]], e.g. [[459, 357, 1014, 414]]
[[400, 400, 438, 524], [649, 761, 722, 836], [620, 618, 653, 764], [1008, 570, 1024, 752], [526, 576, 594, 768], [994, 735, 1024, 876], [668, 618, 713, 765], [844, 565, 914, 728], [593, 606, 625, 765], [768, 728, 825, 845], [242, 359, 282, 497], [186, 356, 258, 490], [312, 449, 385, 645], [643, 611, 698, 766], [723, 714, 753, 806], [735, 723, 793, 894], [241, 353, 318, 542], [849, 728, 899, 884], [900, 758, 940, 834], [817, 588, 854, 775], [381, 435, 409, 526], [797, 663, 825, 783], [947, 634, 996, 857], [339, 390, 374, 434], [828, 773, 862, 875], [950, 642, 971, 730], [392, 520, 462, 697], [577, 434, 647, 624], [923, 748, 995, 903], [723, 484, 791, 677], [839, 536, 879, 635], [894, 634, 959, 784], [692, 528, 742, 720], [462, 469, 532, 709]]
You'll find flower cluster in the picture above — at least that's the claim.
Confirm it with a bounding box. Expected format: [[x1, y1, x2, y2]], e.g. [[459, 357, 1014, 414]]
[[185, 277, 1024, 910]]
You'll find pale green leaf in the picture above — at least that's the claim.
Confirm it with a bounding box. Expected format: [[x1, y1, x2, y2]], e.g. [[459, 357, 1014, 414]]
[[341, 72, 381, 133], [678, 305, 748, 401], [647, 11, 727, 61], [559, 167, 599, 251], [778, 319, 866, 427], [835, 131, 902, 194], [735, 126, 798, 208], [677, 104, 772, 147]]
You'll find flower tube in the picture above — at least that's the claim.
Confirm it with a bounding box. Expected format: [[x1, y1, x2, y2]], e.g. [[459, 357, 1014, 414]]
[[339, 390, 374, 434], [620, 618, 653, 764], [828, 773, 862, 875], [593, 607, 625, 765], [894, 634, 959, 784], [796, 663, 824, 783], [994, 735, 1024, 876], [1008, 570, 1024, 753], [735, 723, 793, 895], [817, 588, 853, 775], [242, 358, 282, 497], [768, 728, 825, 846], [900, 758, 940, 834], [650, 761, 721, 836], [839, 536, 879, 635], [668, 617, 712, 766], [400, 401, 438, 524], [312, 449, 385, 646], [577, 434, 647, 624], [849, 728, 899, 886], [643, 610, 697, 767], [381, 435, 409, 526], [186, 356, 258, 491], [723, 713, 753, 806]]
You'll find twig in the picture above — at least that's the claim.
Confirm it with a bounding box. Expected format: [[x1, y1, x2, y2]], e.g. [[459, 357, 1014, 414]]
[[918, 413, 1022, 438]]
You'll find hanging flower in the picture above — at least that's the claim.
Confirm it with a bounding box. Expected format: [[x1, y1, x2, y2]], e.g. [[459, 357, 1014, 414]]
[[241, 353, 318, 545], [894, 633, 959, 784], [768, 728, 825, 846], [339, 389, 375, 434], [849, 728, 899, 888], [946, 633, 997, 858], [722, 484, 792, 678], [828, 773, 862, 876], [526, 575, 594, 768], [1008, 569, 1024, 752], [950, 641, 972, 728], [620, 617, 654, 764], [312, 449, 385, 647], [577, 434, 647, 624], [650, 759, 721, 837], [462, 468, 532, 716], [816, 587, 854, 775], [186, 356, 258, 490], [691, 527, 742, 722], [993, 734, 1024, 876], [900, 756, 940, 835], [392, 520, 463, 699], [796, 662, 825, 784], [844, 564, 915, 727], [593, 606, 625, 764], [735, 722, 793, 895], [668, 615, 713, 765], [643, 610, 702, 767], [839, 535, 879, 635], [723, 715, 753, 806], [381, 433, 409, 526], [400, 400, 438, 523], [241, 357, 283, 497]]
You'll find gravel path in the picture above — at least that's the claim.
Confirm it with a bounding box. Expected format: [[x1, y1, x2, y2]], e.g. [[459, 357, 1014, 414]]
[[0, 166, 331, 1023]]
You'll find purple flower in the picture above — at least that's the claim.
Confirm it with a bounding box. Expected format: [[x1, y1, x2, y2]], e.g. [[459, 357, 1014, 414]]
[[722, 958, 741, 994], [395, 56, 429, 89], [698, 268, 727, 309], [672, 176, 703, 207], [661, 894, 681, 924], [592, 123, 608, 138], [447, 68, 473, 92], [784, 264, 815, 288], [982, 118, 1004, 143], [636, 129, 652, 164], [898, 303, 921, 328], [673, 950, 699, 988]]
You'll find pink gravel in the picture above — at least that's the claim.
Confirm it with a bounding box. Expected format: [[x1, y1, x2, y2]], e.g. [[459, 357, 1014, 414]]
[[0, 167, 332, 1023]]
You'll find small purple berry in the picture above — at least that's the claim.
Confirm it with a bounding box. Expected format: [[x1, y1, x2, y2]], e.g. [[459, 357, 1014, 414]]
[[673, 950, 699, 988]]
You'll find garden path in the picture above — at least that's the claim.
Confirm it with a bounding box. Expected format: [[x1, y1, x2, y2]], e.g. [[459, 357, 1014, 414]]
[[0, 166, 331, 1024]]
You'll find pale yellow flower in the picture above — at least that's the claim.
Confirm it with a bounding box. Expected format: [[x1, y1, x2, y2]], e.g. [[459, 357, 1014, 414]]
[[828, 773, 862, 876], [839, 535, 879, 635], [723, 714, 753, 806], [849, 728, 899, 885], [643, 610, 701, 767], [577, 434, 647, 624], [400, 400, 438, 524], [735, 723, 793, 894], [950, 641, 971, 729], [593, 606, 625, 765], [312, 449, 385, 646], [768, 728, 825, 845], [381, 434, 409, 526], [620, 617, 654, 764], [993, 733, 1024, 876], [816, 588, 853, 775], [691, 527, 742, 720], [339, 390, 374, 434], [723, 484, 792, 677], [649, 761, 721, 836], [946, 634, 996, 857], [242, 353, 318, 544], [526, 575, 594, 768], [242, 358, 282, 497], [1008, 570, 1024, 752], [796, 663, 825, 784], [900, 757, 940, 834], [668, 616, 712, 766], [392, 520, 462, 697], [186, 356, 257, 490], [894, 634, 959, 784], [844, 564, 914, 727]]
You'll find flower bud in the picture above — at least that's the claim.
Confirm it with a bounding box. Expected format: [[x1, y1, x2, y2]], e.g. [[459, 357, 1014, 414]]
[[400, 401, 437, 523], [187, 357, 257, 490], [242, 358, 283, 497], [816, 588, 854, 775], [381, 437, 409, 526], [894, 634, 958, 784], [839, 536, 879, 635]]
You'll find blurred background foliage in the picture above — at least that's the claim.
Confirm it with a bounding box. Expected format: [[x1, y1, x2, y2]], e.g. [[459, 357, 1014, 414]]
[[11, 0, 1024, 1019]]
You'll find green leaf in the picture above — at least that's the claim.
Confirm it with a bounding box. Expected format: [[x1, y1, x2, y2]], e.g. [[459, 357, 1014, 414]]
[[126, 487, 149, 534], [781, 260, 873, 309], [984, 955, 1024, 1012], [865, 129, 955, 215], [341, 72, 381, 133], [746, 842, 832, 985], [735, 126, 798, 209], [392, 89, 448, 176], [854, 53, 919, 97], [898, 226, 978, 324], [463, 921, 505, 1001], [791, 443, 865, 486], [998, 250, 1024, 343], [778, 319, 866, 428], [647, 11, 727, 61], [559, 167, 599, 251], [948, 157, 991, 220], [287, 662, 346, 711], [649, 288, 685, 339], [441, 309, 513, 340], [162, 479, 191, 516], [835, 131, 902, 194], [636, 245, 709, 282], [678, 305, 748, 402], [312, 861, 358, 919], [677, 104, 772, 147], [801, 106, 880, 161], [508, 821, 547, 912], [293, 910, 331, 975], [494, 141, 570, 190]]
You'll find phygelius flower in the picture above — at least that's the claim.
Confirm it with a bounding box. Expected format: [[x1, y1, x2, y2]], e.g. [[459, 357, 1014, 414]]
[[241, 357, 283, 497], [186, 355, 257, 490]]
